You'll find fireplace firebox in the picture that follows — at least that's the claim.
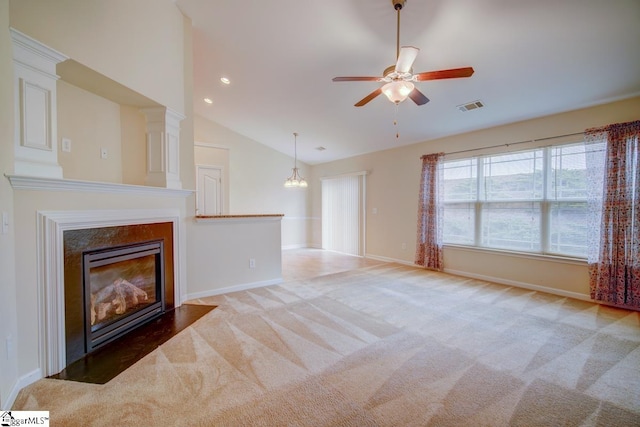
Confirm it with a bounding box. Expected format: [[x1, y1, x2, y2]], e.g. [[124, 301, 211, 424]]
[[83, 240, 165, 351]]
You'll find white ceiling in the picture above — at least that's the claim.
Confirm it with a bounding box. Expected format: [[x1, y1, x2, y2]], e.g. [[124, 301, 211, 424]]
[[176, 0, 640, 165]]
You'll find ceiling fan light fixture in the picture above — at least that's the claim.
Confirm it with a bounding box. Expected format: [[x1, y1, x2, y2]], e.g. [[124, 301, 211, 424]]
[[284, 132, 307, 188], [382, 80, 415, 104]]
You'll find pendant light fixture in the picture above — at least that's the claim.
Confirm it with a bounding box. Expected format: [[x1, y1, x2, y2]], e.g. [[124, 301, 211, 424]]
[[284, 132, 307, 188]]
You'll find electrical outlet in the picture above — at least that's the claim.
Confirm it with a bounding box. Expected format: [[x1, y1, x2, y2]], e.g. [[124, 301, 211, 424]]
[[401, 242, 407, 250], [61, 137, 71, 152], [100, 147, 108, 159], [249, 258, 256, 268]]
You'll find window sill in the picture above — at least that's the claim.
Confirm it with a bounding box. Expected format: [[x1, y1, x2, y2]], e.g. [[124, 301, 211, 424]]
[[443, 244, 587, 266]]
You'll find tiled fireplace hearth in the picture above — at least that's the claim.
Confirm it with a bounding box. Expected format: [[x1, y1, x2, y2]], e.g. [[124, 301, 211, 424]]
[[37, 208, 184, 376]]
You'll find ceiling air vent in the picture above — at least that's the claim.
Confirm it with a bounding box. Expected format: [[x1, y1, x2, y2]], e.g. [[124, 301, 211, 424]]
[[457, 100, 485, 112]]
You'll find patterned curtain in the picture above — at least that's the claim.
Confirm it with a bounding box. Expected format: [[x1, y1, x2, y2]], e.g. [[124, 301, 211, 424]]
[[585, 120, 640, 309], [415, 153, 444, 271]]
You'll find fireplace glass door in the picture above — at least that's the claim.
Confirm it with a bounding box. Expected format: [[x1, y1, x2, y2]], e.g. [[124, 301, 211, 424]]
[[83, 240, 165, 351]]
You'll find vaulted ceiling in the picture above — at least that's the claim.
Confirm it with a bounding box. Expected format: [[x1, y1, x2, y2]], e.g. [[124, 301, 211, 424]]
[[176, 0, 640, 164]]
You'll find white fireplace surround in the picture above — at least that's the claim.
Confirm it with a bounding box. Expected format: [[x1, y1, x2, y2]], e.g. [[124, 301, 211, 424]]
[[37, 208, 184, 376]]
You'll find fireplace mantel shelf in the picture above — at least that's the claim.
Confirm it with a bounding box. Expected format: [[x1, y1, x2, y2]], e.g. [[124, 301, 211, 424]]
[[6, 174, 194, 198]]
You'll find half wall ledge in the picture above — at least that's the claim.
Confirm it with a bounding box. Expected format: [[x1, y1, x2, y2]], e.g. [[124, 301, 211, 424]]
[[195, 214, 284, 223]]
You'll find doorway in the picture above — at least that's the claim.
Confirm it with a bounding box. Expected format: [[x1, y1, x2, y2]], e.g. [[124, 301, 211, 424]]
[[196, 165, 223, 215]]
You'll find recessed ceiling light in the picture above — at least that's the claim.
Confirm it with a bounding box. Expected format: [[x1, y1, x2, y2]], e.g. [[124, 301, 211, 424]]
[[203, 98, 213, 104], [220, 77, 230, 85]]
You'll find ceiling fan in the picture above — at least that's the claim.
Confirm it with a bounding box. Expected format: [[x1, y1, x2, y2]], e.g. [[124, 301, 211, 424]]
[[332, 0, 474, 107]]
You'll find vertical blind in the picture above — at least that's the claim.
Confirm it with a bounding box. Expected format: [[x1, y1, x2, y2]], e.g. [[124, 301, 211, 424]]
[[321, 172, 366, 256]]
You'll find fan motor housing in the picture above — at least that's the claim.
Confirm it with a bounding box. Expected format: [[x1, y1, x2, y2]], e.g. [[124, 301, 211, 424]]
[[392, 0, 406, 10]]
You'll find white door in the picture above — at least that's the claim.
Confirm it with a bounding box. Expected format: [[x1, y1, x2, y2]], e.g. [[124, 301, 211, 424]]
[[196, 166, 223, 215]]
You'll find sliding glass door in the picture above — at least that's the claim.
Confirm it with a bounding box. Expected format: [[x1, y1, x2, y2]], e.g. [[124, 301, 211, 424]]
[[321, 172, 366, 256]]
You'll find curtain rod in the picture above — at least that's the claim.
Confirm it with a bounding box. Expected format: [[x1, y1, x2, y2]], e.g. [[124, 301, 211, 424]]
[[426, 131, 584, 158]]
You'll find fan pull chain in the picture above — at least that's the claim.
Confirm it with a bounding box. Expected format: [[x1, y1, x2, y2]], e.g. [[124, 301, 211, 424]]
[[394, 103, 400, 139]]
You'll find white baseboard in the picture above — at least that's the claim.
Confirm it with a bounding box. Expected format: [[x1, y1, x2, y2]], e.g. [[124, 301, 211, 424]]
[[365, 253, 415, 266], [184, 278, 283, 301], [281, 244, 325, 250], [364, 253, 591, 302], [281, 244, 308, 250], [443, 268, 592, 301], [3, 368, 42, 410]]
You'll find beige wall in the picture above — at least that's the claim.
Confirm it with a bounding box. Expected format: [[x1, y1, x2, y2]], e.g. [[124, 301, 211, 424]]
[[310, 96, 640, 298], [120, 105, 147, 186], [180, 12, 195, 194], [194, 115, 312, 248], [57, 81, 123, 183], [9, 0, 185, 113], [0, 0, 19, 409]]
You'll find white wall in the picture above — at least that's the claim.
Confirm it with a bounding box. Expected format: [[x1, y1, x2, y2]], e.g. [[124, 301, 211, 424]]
[[186, 218, 282, 299], [0, 0, 19, 409], [310, 96, 640, 298]]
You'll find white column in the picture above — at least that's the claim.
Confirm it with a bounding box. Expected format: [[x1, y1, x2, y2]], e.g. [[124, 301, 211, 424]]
[[11, 29, 68, 178], [141, 107, 185, 189]]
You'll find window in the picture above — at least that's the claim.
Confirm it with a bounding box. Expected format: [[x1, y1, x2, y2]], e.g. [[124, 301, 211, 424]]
[[442, 142, 591, 258]]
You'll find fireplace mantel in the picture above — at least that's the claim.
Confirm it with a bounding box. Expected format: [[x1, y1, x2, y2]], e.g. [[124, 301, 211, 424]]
[[6, 174, 194, 198], [37, 209, 184, 376]]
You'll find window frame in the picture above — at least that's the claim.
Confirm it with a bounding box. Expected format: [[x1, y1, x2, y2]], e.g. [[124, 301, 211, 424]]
[[442, 142, 589, 259]]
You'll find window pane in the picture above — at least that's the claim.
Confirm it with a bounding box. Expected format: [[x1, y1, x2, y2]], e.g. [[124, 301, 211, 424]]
[[482, 202, 541, 251], [443, 159, 477, 201], [443, 203, 475, 244], [483, 150, 544, 200], [549, 201, 588, 257], [550, 144, 588, 200]]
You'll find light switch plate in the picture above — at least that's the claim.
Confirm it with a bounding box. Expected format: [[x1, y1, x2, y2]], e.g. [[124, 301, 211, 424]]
[[2, 212, 9, 234]]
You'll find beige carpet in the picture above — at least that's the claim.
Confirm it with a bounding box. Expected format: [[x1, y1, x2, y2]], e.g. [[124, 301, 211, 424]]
[[14, 263, 640, 426]]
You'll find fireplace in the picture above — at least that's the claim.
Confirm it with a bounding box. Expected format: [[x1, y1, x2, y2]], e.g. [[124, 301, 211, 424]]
[[84, 240, 165, 351], [64, 221, 175, 366]]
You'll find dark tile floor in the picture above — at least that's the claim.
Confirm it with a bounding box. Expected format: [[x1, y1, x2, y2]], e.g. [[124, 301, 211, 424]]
[[50, 303, 215, 384]]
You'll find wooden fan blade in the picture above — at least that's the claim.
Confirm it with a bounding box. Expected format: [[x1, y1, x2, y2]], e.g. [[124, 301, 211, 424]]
[[408, 88, 429, 106], [332, 76, 382, 82], [355, 88, 382, 107], [414, 67, 475, 81]]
